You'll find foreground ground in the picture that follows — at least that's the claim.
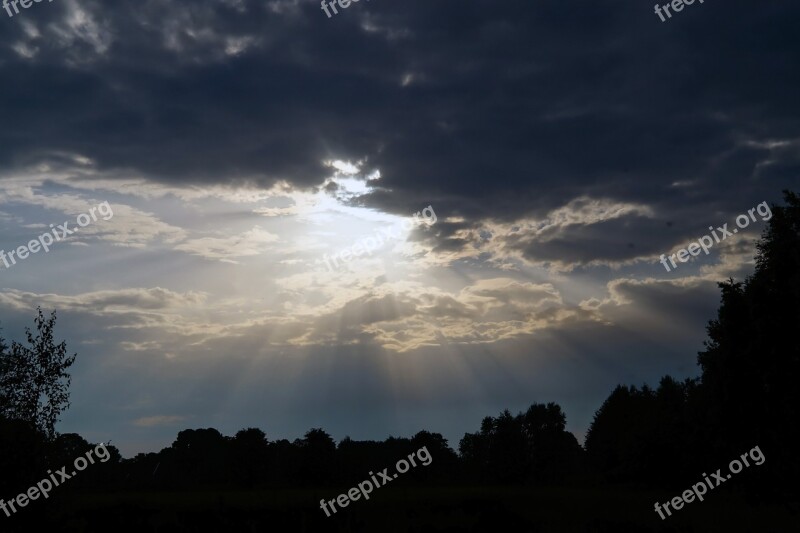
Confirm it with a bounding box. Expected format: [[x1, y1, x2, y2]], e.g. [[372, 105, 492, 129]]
[[6, 485, 797, 532]]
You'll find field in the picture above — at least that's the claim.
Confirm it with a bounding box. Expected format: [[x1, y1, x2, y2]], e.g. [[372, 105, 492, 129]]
[[18, 486, 797, 533]]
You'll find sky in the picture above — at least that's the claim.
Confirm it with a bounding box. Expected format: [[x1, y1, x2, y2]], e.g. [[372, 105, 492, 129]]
[[0, 0, 798, 457]]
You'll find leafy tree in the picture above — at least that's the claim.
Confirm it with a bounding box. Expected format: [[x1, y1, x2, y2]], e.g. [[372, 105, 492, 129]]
[[698, 191, 800, 482], [232, 427, 269, 486], [585, 378, 701, 485], [587, 192, 800, 488], [170, 428, 231, 485], [522, 402, 584, 484], [585, 384, 653, 483], [296, 428, 336, 485], [0, 308, 76, 439], [409, 430, 460, 481], [459, 403, 583, 484]]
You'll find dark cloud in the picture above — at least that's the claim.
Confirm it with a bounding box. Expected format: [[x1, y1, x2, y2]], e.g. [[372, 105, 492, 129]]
[[0, 1, 796, 218]]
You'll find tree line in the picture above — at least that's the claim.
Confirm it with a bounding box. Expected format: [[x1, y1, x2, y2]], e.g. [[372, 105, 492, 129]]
[[1, 191, 798, 497]]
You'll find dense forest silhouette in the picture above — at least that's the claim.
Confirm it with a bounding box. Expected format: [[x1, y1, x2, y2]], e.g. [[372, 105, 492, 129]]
[[1, 191, 798, 531]]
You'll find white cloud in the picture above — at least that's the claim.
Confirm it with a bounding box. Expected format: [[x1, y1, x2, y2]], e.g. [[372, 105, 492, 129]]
[[175, 226, 279, 262]]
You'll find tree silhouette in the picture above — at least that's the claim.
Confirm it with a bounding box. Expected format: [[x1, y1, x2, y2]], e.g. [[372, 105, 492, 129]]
[[698, 191, 800, 483], [171, 428, 231, 485], [585, 378, 701, 485], [585, 384, 653, 483], [296, 428, 336, 485], [587, 191, 800, 488], [231, 427, 269, 487], [459, 403, 582, 484], [0, 308, 76, 440], [521, 402, 584, 484]]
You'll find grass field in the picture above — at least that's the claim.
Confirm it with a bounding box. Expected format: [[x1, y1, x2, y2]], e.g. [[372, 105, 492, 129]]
[[15, 485, 795, 532]]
